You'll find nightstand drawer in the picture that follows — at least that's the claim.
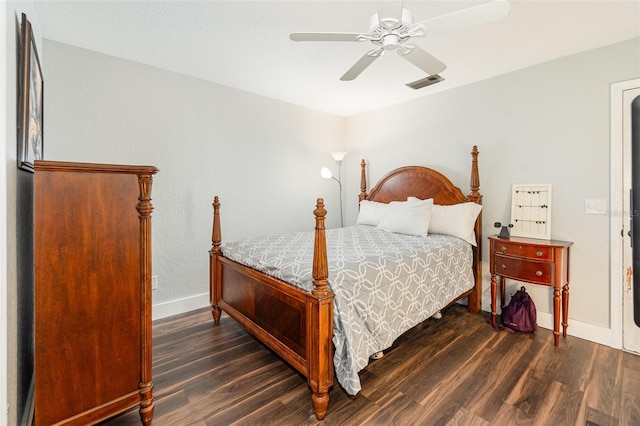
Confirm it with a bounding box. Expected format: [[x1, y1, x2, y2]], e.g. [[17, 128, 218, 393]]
[[494, 241, 553, 261], [494, 255, 554, 285]]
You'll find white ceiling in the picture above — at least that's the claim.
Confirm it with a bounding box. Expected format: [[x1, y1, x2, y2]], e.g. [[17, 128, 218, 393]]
[[34, 0, 640, 117]]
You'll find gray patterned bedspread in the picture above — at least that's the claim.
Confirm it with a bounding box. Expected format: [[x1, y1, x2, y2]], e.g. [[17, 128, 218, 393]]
[[221, 225, 474, 395]]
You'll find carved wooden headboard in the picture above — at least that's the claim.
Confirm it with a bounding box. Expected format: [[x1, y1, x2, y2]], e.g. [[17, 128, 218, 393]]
[[359, 146, 481, 207]]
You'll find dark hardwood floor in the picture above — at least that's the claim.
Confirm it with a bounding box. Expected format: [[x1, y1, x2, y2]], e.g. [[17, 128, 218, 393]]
[[103, 305, 640, 426]]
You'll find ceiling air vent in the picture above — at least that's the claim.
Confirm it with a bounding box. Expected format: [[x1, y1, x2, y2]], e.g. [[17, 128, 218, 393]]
[[406, 74, 444, 90]]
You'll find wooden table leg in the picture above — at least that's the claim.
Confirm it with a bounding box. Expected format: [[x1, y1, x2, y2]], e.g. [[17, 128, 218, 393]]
[[312, 391, 329, 420], [499, 276, 506, 313], [562, 283, 569, 337], [553, 284, 561, 346], [491, 274, 497, 327]]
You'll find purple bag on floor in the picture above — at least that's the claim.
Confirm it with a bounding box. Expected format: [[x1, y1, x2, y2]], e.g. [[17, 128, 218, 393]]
[[502, 286, 537, 333]]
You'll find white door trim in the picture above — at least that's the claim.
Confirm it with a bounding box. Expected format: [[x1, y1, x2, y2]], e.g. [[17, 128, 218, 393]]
[[610, 78, 640, 350], [1, 2, 8, 422]]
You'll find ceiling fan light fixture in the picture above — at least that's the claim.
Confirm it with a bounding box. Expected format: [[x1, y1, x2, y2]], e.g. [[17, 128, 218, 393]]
[[382, 34, 400, 51]]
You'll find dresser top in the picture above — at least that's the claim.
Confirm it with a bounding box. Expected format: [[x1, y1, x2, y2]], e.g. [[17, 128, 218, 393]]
[[35, 160, 158, 175], [489, 235, 573, 248]]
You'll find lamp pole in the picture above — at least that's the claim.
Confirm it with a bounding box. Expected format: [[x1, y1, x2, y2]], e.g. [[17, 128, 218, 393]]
[[335, 159, 344, 227]]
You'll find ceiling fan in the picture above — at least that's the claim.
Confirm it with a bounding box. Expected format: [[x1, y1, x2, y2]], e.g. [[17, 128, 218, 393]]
[[290, 0, 511, 84]]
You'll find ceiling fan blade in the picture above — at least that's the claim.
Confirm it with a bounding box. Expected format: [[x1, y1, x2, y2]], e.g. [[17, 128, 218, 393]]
[[290, 33, 362, 42], [400, 46, 447, 75], [340, 52, 380, 81], [415, 0, 511, 36]]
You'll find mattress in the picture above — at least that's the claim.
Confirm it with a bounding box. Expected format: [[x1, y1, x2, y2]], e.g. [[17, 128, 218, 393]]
[[221, 224, 475, 395]]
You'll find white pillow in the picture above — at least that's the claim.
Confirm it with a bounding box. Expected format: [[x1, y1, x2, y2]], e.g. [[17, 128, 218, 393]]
[[357, 200, 389, 226], [409, 197, 481, 246], [377, 199, 433, 237]]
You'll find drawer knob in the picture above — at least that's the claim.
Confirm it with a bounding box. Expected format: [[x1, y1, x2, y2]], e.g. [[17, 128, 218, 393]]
[[536, 271, 543, 276], [536, 251, 543, 257], [501, 264, 507, 269], [501, 247, 507, 253]]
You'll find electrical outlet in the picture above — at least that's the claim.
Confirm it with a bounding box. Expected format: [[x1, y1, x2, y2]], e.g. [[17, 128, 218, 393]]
[[152, 275, 158, 290]]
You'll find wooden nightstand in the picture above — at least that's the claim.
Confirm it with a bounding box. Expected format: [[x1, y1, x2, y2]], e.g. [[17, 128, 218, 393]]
[[489, 235, 573, 346]]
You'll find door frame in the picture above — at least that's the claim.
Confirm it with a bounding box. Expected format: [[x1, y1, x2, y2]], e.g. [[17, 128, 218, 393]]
[[610, 78, 640, 350], [1, 2, 8, 422]]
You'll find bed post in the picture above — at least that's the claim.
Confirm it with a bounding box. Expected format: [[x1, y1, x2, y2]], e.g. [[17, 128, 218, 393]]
[[359, 159, 368, 202], [468, 146, 481, 202], [210, 196, 222, 323], [467, 146, 483, 314], [312, 199, 329, 297], [308, 198, 334, 420]]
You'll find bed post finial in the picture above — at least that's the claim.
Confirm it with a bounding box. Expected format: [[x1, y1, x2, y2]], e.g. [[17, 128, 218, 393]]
[[468, 146, 481, 202], [359, 159, 368, 202], [312, 198, 330, 297], [212, 196, 222, 254]]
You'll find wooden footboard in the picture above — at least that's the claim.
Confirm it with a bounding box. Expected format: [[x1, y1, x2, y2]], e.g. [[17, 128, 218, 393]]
[[210, 197, 334, 420]]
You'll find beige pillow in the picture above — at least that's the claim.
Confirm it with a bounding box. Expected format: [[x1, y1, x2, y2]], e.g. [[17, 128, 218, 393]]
[[357, 200, 389, 226], [408, 197, 481, 245], [377, 199, 433, 237]]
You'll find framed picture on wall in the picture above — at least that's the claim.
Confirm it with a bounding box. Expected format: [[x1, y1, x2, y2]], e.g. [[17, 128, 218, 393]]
[[17, 13, 43, 172]]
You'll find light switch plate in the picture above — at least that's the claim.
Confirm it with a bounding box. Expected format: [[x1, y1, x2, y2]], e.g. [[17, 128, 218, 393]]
[[585, 199, 607, 215]]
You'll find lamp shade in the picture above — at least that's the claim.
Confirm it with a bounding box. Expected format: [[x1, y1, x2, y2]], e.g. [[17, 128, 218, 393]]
[[331, 151, 347, 162], [320, 167, 333, 179]]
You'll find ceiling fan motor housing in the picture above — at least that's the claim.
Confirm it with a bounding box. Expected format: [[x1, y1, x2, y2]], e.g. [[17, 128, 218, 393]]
[[369, 8, 415, 51]]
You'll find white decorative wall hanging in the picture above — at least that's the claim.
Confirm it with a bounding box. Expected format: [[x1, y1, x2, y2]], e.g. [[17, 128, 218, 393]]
[[510, 184, 552, 240]]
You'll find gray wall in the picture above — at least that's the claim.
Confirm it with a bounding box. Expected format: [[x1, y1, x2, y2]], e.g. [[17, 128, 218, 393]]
[[344, 38, 640, 329], [42, 40, 346, 308], [42, 37, 640, 334]]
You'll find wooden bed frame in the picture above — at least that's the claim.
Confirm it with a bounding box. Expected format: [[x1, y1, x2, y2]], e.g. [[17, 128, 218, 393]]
[[209, 146, 482, 420]]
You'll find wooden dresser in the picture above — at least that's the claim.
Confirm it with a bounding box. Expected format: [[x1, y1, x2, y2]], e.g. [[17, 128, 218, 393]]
[[489, 235, 573, 346], [34, 161, 158, 425]]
